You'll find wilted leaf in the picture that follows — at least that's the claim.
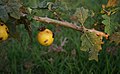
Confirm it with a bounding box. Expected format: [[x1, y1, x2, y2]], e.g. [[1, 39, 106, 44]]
[[110, 32, 120, 45], [80, 30, 103, 61], [89, 50, 98, 61], [74, 7, 89, 24]]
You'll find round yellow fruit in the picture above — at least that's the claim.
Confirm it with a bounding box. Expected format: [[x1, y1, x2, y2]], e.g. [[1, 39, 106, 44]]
[[37, 28, 54, 46], [0, 23, 9, 41]]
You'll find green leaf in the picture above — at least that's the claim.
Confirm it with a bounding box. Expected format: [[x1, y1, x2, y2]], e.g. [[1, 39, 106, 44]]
[[102, 14, 119, 35], [0, 6, 9, 22], [27, 7, 32, 14], [80, 0, 103, 12], [38, 0, 48, 8], [74, 7, 89, 24], [80, 31, 103, 61], [0, 0, 8, 4], [8, 0, 22, 19], [61, 0, 81, 10], [60, 0, 103, 12], [0, 0, 22, 20], [10, 10, 21, 19], [27, 0, 39, 8], [102, 14, 112, 34]]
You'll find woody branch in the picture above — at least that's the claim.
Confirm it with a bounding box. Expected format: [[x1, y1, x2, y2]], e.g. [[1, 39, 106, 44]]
[[33, 16, 109, 38], [33, 16, 83, 31]]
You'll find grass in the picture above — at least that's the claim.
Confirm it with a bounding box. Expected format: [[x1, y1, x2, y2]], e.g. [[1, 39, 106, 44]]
[[0, 24, 120, 74]]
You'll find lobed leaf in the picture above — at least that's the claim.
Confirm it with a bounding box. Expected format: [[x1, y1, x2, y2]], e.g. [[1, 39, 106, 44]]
[[8, 0, 22, 19], [102, 14, 119, 35], [0, 0, 22, 21], [74, 7, 89, 24], [80, 30, 103, 61]]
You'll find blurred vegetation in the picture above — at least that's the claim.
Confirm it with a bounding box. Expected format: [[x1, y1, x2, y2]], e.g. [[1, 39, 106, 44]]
[[0, 0, 120, 74]]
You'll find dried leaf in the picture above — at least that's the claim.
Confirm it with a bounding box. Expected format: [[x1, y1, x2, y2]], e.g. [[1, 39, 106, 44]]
[[80, 30, 103, 61], [89, 49, 98, 61], [88, 29, 109, 39], [110, 32, 120, 45], [101, 4, 119, 16], [106, 0, 119, 8], [74, 7, 89, 24], [71, 49, 76, 57]]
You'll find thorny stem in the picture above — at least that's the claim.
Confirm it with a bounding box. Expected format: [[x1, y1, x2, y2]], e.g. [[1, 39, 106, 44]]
[[33, 16, 83, 31], [33, 16, 109, 38]]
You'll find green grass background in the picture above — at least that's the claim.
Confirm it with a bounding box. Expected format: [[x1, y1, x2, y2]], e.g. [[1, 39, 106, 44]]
[[0, 24, 120, 74]]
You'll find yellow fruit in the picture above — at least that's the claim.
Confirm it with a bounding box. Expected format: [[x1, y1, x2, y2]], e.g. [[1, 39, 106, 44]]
[[37, 28, 54, 46], [0, 23, 9, 41]]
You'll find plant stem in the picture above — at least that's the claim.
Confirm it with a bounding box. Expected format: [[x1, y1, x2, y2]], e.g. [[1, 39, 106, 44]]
[[33, 16, 108, 38], [33, 16, 83, 31]]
